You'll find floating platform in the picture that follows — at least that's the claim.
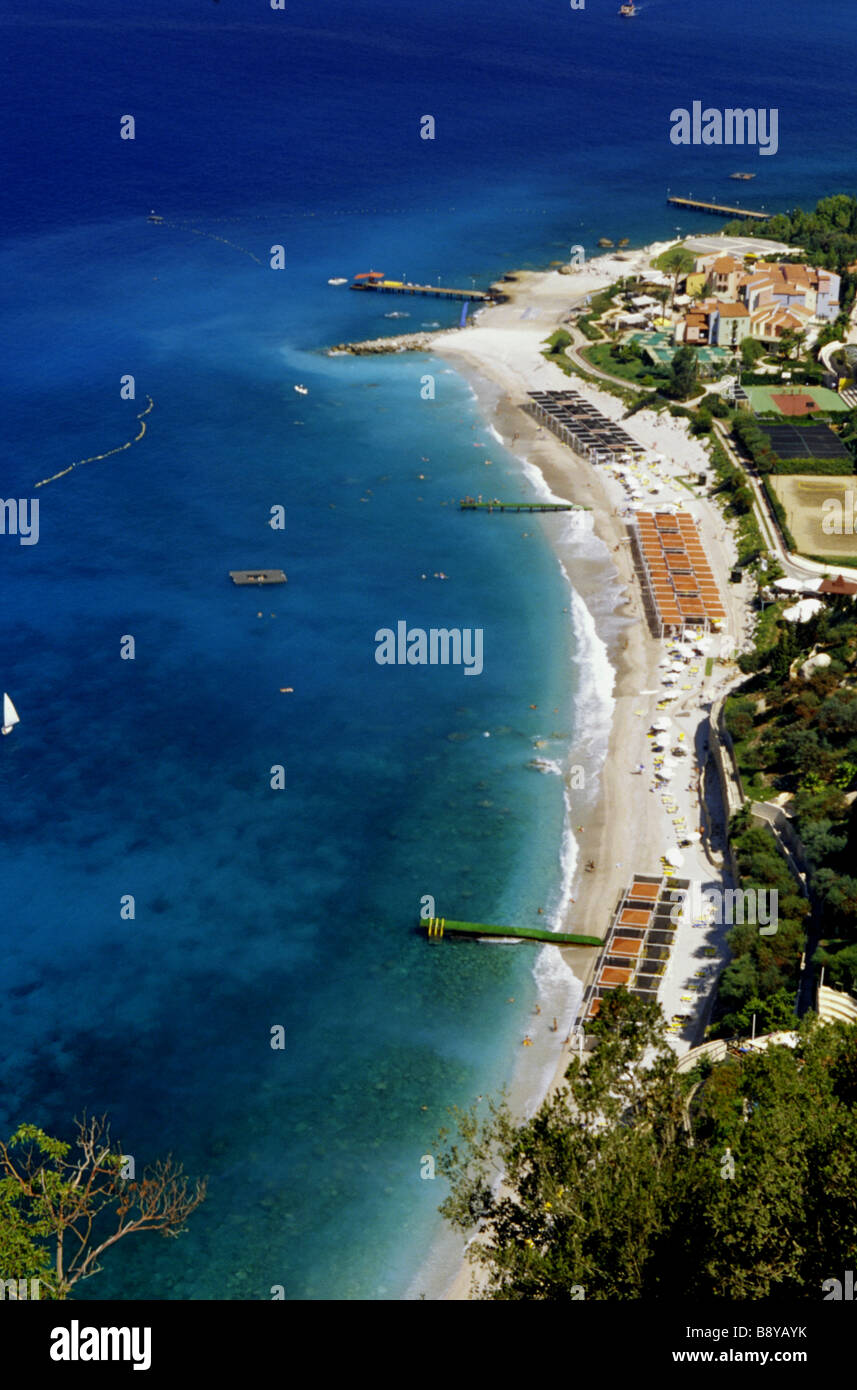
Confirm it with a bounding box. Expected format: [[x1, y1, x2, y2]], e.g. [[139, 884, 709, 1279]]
[[666, 195, 770, 221], [229, 569, 287, 586], [424, 916, 601, 947], [460, 499, 586, 513]]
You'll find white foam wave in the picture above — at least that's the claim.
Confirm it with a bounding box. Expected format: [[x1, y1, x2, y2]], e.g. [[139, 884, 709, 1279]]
[[528, 756, 562, 776], [528, 787, 584, 1111], [563, 566, 617, 771], [517, 455, 571, 506], [525, 550, 617, 1097]]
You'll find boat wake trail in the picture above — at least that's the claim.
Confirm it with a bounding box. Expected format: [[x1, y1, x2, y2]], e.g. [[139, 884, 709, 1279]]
[[34, 396, 155, 488]]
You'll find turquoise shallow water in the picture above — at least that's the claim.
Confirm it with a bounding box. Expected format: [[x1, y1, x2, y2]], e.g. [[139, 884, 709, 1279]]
[[0, 220, 578, 1299], [1, 0, 856, 1299]]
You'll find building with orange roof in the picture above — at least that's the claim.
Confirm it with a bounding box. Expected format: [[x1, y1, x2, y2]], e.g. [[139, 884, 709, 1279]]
[[705, 253, 743, 300], [711, 300, 750, 348]]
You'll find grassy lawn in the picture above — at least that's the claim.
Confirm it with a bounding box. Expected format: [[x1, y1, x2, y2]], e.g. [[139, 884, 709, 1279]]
[[727, 723, 771, 803], [580, 342, 657, 385], [540, 339, 639, 405], [651, 244, 684, 272], [755, 599, 785, 655]]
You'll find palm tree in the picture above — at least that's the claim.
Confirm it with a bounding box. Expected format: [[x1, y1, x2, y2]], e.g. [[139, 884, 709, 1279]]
[[661, 247, 696, 310], [654, 286, 671, 322]]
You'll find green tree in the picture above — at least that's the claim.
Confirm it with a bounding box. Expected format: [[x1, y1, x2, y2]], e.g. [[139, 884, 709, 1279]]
[[732, 988, 796, 1035], [669, 345, 699, 400], [437, 996, 857, 1299], [740, 336, 765, 370], [437, 990, 682, 1299], [0, 1116, 207, 1299]]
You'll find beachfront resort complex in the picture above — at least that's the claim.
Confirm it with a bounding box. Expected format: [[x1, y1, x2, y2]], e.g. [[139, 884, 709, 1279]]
[[413, 195, 857, 1308]]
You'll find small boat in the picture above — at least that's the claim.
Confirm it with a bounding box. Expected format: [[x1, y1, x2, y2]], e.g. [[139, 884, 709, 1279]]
[[147, 210, 164, 223], [618, 237, 630, 247], [730, 172, 755, 180], [619, 2, 636, 13], [293, 385, 309, 395], [327, 277, 348, 285], [2, 692, 19, 736], [598, 237, 614, 247]]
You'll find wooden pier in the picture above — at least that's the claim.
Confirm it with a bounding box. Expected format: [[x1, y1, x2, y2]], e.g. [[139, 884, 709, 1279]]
[[424, 916, 601, 947], [350, 272, 491, 302], [229, 569, 287, 586], [667, 195, 770, 221], [460, 498, 585, 513]]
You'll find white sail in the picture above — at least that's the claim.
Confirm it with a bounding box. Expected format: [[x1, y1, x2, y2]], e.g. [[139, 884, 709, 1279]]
[[2, 692, 19, 732]]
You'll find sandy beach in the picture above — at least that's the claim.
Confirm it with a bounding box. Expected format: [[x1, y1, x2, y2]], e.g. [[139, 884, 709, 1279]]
[[423, 245, 756, 1299]]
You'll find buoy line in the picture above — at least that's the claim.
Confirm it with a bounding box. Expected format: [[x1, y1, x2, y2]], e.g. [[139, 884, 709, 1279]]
[[34, 396, 154, 488], [157, 219, 263, 265]]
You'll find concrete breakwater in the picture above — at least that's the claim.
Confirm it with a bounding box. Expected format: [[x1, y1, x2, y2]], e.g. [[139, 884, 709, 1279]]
[[326, 327, 461, 356]]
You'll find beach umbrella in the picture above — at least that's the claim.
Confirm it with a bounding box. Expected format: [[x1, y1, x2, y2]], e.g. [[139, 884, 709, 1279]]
[[651, 717, 672, 731], [671, 744, 689, 756], [665, 848, 684, 867]]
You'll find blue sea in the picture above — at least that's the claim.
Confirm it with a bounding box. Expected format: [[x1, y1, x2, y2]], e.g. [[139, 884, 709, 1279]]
[[1, 0, 855, 1300]]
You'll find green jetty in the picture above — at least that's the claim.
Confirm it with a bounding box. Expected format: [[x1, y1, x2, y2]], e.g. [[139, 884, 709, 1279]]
[[424, 916, 601, 946]]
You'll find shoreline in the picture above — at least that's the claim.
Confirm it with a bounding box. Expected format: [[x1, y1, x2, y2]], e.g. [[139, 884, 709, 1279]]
[[411, 245, 753, 1299]]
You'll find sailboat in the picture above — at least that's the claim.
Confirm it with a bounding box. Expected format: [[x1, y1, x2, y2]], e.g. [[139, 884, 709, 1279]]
[[2, 692, 20, 736]]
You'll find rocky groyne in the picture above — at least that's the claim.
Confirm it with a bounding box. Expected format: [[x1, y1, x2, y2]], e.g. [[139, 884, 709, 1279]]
[[326, 326, 462, 356]]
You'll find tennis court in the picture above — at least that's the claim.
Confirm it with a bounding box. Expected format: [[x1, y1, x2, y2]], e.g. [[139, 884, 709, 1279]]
[[744, 384, 849, 416], [759, 422, 851, 461]]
